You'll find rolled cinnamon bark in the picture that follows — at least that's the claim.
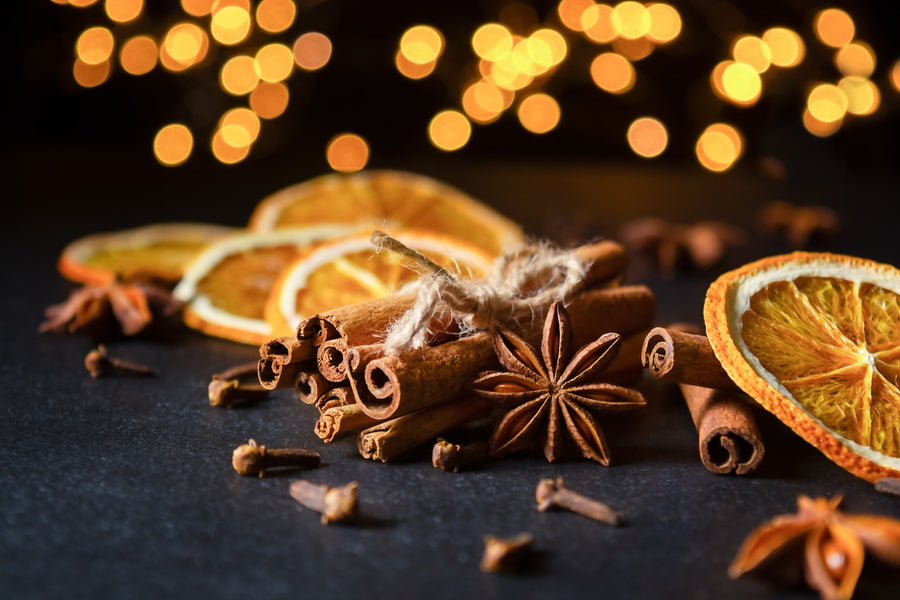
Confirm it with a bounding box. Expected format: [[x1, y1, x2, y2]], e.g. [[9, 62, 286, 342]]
[[576, 239, 628, 289], [641, 326, 734, 390], [316, 338, 350, 382], [561, 285, 656, 350], [357, 396, 493, 462], [258, 336, 315, 390], [315, 404, 381, 443], [315, 386, 355, 412], [360, 332, 498, 419], [295, 370, 336, 405], [679, 384, 765, 475]]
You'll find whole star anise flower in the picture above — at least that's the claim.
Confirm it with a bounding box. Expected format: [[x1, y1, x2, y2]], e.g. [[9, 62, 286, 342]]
[[39, 280, 183, 340], [471, 301, 645, 464], [729, 495, 900, 600]]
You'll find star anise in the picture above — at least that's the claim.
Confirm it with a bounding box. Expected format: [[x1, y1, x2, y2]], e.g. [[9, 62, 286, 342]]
[[619, 217, 746, 277], [470, 301, 645, 464], [39, 280, 183, 340], [729, 495, 900, 600]]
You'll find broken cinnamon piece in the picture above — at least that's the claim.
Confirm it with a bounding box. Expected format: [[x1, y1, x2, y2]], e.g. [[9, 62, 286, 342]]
[[84, 345, 156, 378], [536, 477, 620, 525], [679, 384, 765, 475], [480, 533, 534, 573], [231, 439, 320, 477], [357, 396, 493, 462], [314, 404, 381, 443], [432, 439, 490, 472], [289, 479, 358, 524], [257, 336, 314, 390], [641, 326, 735, 390]]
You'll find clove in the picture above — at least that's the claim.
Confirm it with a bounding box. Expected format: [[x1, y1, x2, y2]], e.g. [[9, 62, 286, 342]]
[[480, 533, 534, 573], [432, 438, 490, 472], [289, 479, 358, 524], [209, 362, 269, 408], [231, 439, 320, 477], [84, 344, 156, 378], [535, 477, 620, 526]]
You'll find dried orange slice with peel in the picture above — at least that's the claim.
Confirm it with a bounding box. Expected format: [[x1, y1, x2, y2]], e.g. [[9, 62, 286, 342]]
[[265, 230, 496, 336], [247, 170, 524, 256], [704, 252, 900, 482], [58, 222, 238, 286], [173, 226, 359, 345]]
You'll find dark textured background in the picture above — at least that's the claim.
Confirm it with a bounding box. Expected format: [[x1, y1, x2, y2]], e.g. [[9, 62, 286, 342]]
[[4, 2, 900, 598]]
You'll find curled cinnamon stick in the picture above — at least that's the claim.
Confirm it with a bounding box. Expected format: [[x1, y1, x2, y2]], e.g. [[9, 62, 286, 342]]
[[357, 396, 493, 462], [641, 326, 734, 390], [360, 332, 498, 419], [314, 404, 381, 443], [316, 339, 350, 382], [258, 336, 315, 390], [560, 285, 656, 350], [295, 370, 336, 405], [679, 384, 765, 475], [315, 386, 355, 412]]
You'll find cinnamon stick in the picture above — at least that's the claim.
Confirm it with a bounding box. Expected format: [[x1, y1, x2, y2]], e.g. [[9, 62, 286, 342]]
[[295, 370, 336, 405], [679, 384, 765, 475], [316, 338, 350, 382], [558, 285, 656, 350], [258, 336, 315, 390], [357, 396, 493, 462], [314, 404, 381, 443], [360, 332, 499, 419], [641, 326, 735, 390], [315, 386, 355, 412]]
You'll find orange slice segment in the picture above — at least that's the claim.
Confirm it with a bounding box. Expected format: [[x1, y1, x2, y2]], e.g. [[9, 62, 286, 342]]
[[247, 170, 525, 256], [58, 222, 239, 286], [265, 230, 495, 336], [705, 252, 900, 482], [173, 226, 358, 345]]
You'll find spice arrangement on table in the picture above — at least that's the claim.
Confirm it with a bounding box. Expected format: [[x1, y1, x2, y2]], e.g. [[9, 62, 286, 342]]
[[39, 170, 900, 599]]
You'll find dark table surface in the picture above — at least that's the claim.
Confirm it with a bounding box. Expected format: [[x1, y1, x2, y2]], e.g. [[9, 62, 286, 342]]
[[3, 148, 900, 600]]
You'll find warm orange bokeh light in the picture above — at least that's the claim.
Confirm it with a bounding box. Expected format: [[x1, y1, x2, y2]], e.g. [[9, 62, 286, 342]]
[[462, 80, 506, 124], [220, 55, 259, 95], [163, 22, 206, 66], [814, 8, 855, 48], [395, 51, 437, 79], [249, 82, 289, 119], [732, 36, 772, 73], [838, 76, 880, 116], [293, 32, 332, 71], [582, 4, 616, 44], [211, 128, 251, 164], [558, 0, 595, 33], [696, 123, 743, 172], [807, 83, 848, 123], [119, 35, 157, 75], [721, 61, 762, 105], [761, 27, 805, 68], [891, 59, 900, 93], [611, 1, 651, 40], [611, 36, 654, 61], [646, 3, 681, 44], [180, 0, 213, 17], [219, 107, 261, 146], [400, 25, 444, 65], [530, 28, 567, 65], [326, 133, 370, 172], [76, 27, 115, 66], [472, 23, 513, 61], [104, 0, 143, 23], [154, 124, 193, 166], [627, 117, 668, 158], [517, 93, 561, 134], [590, 52, 635, 94], [73, 58, 111, 87], [255, 0, 296, 34], [211, 6, 252, 46], [255, 43, 294, 82], [428, 110, 472, 151], [834, 42, 876, 77], [803, 108, 842, 137]]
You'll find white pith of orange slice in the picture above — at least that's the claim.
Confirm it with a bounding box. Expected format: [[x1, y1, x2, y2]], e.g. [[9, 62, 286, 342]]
[[247, 170, 525, 256], [704, 251, 900, 482], [173, 226, 358, 345], [265, 230, 496, 336], [58, 222, 239, 286]]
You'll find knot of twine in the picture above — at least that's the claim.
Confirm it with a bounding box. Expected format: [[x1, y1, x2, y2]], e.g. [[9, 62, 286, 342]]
[[371, 231, 587, 356]]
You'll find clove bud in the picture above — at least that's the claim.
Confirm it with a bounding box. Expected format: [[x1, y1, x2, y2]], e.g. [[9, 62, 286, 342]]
[[535, 477, 620, 526], [289, 479, 358, 524], [84, 344, 156, 378], [231, 439, 320, 477], [432, 439, 489, 472], [480, 533, 534, 573]]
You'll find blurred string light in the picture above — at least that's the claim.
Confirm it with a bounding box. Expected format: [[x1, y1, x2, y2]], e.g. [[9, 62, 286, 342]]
[[55, 0, 334, 167], [53, 1, 900, 172]]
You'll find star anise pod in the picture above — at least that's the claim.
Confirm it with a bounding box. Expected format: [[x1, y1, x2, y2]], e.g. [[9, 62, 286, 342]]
[[619, 217, 746, 277], [729, 495, 900, 600], [39, 280, 183, 340], [471, 301, 645, 464]]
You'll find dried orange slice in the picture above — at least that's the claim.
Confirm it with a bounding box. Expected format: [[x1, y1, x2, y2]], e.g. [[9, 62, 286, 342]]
[[704, 252, 900, 482], [58, 222, 238, 286], [247, 170, 524, 256], [173, 226, 359, 345], [265, 230, 495, 336]]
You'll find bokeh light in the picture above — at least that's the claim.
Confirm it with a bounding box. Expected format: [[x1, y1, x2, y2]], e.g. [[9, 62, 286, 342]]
[[611, 1, 651, 40], [761, 27, 805, 67], [646, 3, 681, 44], [119, 35, 157, 76], [696, 123, 743, 172], [582, 4, 616, 44], [732, 36, 771, 73], [153, 124, 193, 166], [891, 60, 900, 93], [211, 5, 252, 46], [255, 0, 296, 34], [838, 76, 880, 116], [721, 62, 762, 105], [104, 0, 143, 23], [255, 43, 294, 82], [249, 82, 289, 119], [162, 22, 207, 69], [517, 93, 561, 134], [395, 51, 437, 79], [211, 128, 251, 164], [462, 80, 507, 124], [627, 117, 668, 158], [400, 25, 444, 65], [558, 0, 595, 33], [590, 52, 635, 94], [220, 55, 259, 95], [834, 42, 876, 77], [814, 8, 855, 48], [612, 36, 654, 61], [180, 0, 213, 17], [219, 107, 261, 146], [807, 83, 848, 123], [803, 108, 842, 137], [76, 27, 115, 66], [428, 110, 472, 151], [293, 32, 332, 71], [326, 133, 370, 172], [472, 23, 513, 61], [73, 58, 111, 87]]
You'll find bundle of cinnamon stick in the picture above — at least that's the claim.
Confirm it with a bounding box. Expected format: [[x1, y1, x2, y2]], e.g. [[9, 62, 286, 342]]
[[258, 239, 657, 462]]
